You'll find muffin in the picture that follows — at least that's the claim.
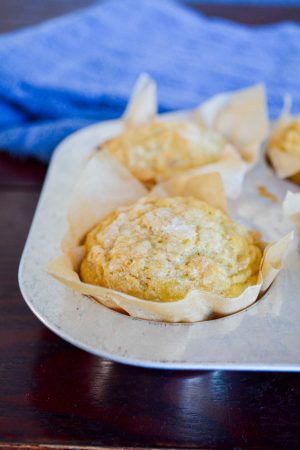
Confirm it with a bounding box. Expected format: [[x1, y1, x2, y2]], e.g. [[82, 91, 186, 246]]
[[102, 121, 232, 188], [80, 196, 262, 301], [49, 151, 291, 322], [272, 118, 300, 156], [268, 116, 300, 184]]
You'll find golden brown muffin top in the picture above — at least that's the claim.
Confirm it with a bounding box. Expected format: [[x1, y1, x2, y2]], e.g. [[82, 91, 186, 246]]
[[271, 117, 300, 157], [103, 121, 229, 187], [80, 196, 262, 301]]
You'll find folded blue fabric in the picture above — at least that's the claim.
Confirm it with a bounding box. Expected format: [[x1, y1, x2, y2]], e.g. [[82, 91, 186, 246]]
[[0, 0, 300, 161]]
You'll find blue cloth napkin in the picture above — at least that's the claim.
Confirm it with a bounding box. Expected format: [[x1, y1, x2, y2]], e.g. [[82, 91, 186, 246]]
[[0, 0, 300, 161]]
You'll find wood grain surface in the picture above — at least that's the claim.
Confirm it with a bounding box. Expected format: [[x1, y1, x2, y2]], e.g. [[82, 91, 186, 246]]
[[1, 1, 300, 449]]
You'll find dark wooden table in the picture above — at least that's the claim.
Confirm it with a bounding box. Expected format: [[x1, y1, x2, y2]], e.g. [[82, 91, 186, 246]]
[[1, 2, 300, 449]]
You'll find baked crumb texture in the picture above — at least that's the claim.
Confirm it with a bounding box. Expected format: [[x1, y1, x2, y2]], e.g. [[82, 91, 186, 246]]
[[80, 196, 262, 302], [273, 118, 300, 157], [257, 185, 278, 203], [104, 121, 227, 187], [269, 117, 300, 183]]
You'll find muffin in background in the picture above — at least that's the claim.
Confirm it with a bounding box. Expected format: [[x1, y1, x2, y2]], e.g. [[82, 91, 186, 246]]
[[103, 121, 235, 188]]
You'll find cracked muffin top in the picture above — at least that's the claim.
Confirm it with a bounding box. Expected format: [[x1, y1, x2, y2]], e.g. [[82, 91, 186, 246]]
[[80, 196, 262, 302], [270, 117, 300, 157], [103, 121, 232, 187]]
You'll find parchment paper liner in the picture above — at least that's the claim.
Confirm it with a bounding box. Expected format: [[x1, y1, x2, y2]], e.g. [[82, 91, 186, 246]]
[[283, 191, 300, 231], [48, 150, 292, 323], [267, 97, 300, 181], [100, 74, 269, 198]]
